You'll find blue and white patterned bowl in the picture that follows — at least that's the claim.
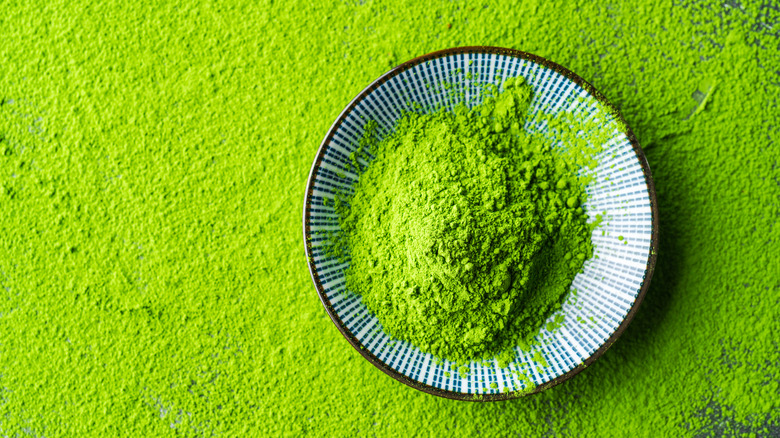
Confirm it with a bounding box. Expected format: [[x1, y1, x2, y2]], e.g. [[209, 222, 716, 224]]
[[303, 47, 658, 400]]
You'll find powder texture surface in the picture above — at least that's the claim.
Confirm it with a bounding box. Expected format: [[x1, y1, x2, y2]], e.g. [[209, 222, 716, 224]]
[[333, 78, 595, 364], [0, 0, 779, 436]]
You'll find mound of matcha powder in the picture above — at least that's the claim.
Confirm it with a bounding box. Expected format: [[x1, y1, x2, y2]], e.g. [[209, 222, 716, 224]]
[[334, 78, 594, 363]]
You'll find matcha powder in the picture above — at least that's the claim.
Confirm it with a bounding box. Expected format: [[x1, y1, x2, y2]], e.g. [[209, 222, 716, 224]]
[[1, 0, 779, 436], [333, 77, 597, 364]]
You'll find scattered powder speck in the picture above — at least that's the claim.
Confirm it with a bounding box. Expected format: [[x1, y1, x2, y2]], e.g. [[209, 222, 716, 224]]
[[0, 0, 778, 436]]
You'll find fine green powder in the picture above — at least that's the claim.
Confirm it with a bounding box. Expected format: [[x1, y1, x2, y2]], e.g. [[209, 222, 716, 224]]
[[333, 77, 596, 364], [1, 0, 779, 436]]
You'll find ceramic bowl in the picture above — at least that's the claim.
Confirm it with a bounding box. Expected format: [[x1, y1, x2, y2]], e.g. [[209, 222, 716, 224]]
[[302, 47, 658, 400]]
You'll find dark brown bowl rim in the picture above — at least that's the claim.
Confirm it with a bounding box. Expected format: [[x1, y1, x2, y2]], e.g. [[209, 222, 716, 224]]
[[302, 46, 659, 401]]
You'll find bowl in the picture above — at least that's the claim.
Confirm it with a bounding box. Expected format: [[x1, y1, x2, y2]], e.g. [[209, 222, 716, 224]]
[[302, 46, 658, 400]]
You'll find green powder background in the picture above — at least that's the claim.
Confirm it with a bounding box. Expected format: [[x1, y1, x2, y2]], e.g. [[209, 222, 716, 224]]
[[0, 0, 778, 436]]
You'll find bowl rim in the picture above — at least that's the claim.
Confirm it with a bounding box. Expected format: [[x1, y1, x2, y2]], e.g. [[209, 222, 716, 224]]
[[302, 46, 659, 401]]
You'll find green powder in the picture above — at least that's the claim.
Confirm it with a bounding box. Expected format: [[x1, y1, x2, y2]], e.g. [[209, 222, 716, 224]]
[[333, 77, 597, 364], [1, 0, 779, 436]]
